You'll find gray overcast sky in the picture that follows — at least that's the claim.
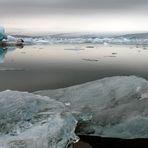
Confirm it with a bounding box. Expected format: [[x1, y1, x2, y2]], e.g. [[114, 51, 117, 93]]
[[0, 0, 148, 33], [0, 0, 147, 14]]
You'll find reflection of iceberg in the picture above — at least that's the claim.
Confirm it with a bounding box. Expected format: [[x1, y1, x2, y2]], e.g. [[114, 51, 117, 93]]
[[0, 47, 7, 63], [0, 47, 16, 63]]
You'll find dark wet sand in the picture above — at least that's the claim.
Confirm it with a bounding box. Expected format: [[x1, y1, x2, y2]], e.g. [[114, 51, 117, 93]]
[[74, 135, 148, 148]]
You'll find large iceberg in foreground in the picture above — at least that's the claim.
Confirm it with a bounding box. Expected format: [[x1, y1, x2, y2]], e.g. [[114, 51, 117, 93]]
[[0, 91, 78, 148], [1, 75, 148, 147], [36, 76, 148, 139]]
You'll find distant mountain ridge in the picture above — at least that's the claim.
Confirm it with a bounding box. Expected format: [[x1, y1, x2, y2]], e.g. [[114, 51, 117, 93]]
[[115, 33, 148, 39]]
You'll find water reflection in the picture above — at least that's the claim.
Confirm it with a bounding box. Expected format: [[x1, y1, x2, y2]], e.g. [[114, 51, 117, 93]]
[[0, 45, 24, 64], [64, 48, 85, 51], [0, 44, 148, 91], [0, 47, 7, 63], [82, 58, 99, 62]]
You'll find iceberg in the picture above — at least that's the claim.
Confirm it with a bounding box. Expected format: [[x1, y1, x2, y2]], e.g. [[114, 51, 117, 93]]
[[2, 75, 148, 146], [20, 34, 148, 45], [0, 26, 7, 41], [0, 90, 78, 148], [0, 26, 24, 46], [36, 76, 148, 139], [7, 35, 17, 42]]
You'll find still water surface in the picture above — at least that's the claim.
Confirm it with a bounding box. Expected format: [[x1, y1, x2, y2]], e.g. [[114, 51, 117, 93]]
[[0, 44, 147, 91]]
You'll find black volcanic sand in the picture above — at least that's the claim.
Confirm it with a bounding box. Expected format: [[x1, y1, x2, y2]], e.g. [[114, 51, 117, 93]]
[[74, 135, 148, 148]]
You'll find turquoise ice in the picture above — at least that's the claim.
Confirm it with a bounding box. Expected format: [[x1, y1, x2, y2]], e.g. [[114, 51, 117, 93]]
[[0, 26, 7, 41]]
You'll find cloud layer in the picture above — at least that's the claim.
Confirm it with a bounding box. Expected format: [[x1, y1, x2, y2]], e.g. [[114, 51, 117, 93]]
[[0, 0, 147, 16], [0, 0, 148, 32]]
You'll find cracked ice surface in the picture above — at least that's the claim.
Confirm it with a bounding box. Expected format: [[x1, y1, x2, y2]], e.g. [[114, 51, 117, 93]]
[[36, 76, 148, 139], [0, 90, 78, 148]]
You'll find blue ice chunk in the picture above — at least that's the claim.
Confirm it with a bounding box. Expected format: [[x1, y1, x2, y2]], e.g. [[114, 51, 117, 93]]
[[0, 26, 7, 41]]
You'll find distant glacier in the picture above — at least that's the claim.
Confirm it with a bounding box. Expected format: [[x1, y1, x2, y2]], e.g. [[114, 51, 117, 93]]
[[14, 33, 148, 45]]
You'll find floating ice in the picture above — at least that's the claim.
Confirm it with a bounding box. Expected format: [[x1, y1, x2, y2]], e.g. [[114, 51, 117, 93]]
[[7, 35, 17, 42], [20, 36, 142, 45], [2, 31, 148, 45], [64, 48, 84, 51], [82, 58, 99, 62]]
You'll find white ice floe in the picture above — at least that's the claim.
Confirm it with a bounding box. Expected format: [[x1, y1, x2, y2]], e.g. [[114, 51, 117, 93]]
[[2, 30, 148, 45], [7, 35, 17, 42], [36, 76, 148, 139]]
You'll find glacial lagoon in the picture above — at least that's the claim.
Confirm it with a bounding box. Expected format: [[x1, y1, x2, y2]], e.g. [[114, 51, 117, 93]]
[[0, 43, 148, 91]]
